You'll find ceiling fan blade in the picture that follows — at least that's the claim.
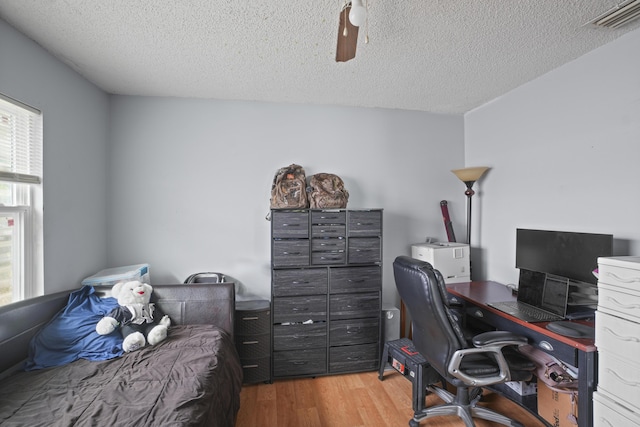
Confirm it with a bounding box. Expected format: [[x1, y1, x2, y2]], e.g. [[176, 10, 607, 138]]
[[336, 5, 359, 62]]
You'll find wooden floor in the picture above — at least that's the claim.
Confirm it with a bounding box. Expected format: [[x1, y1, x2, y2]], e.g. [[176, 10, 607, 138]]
[[236, 370, 546, 427]]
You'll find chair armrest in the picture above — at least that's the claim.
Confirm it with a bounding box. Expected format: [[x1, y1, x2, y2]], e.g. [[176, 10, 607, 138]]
[[447, 346, 511, 387], [472, 330, 529, 347], [447, 331, 529, 387]]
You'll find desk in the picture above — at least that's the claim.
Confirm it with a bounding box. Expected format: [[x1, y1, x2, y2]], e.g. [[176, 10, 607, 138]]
[[446, 281, 596, 427]]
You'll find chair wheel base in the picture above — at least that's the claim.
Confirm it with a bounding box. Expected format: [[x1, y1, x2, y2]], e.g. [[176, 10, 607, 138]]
[[409, 420, 420, 427]]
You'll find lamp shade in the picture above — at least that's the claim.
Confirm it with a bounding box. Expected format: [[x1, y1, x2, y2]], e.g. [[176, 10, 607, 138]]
[[451, 167, 489, 183]]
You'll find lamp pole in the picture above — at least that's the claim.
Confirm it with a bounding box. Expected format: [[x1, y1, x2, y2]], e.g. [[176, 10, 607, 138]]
[[463, 181, 476, 245]]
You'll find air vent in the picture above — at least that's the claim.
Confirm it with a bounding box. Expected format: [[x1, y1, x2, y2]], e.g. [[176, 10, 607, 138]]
[[588, 0, 640, 28]]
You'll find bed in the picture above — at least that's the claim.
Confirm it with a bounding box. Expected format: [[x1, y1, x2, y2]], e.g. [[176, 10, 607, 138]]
[[0, 282, 243, 427]]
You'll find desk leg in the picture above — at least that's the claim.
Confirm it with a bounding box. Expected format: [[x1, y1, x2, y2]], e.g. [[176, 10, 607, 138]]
[[578, 350, 595, 427]]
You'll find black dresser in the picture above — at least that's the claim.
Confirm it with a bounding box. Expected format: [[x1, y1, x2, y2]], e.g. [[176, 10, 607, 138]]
[[235, 299, 271, 384], [270, 209, 383, 379]]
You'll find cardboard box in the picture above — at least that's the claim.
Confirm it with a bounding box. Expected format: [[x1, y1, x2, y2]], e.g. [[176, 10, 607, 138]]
[[537, 382, 578, 427]]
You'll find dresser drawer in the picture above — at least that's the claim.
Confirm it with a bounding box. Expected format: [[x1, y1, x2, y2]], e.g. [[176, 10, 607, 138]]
[[312, 225, 346, 238], [235, 306, 271, 335], [330, 292, 380, 320], [273, 323, 327, 351], [235, 334, 270, 359], [593, 391, 640, 427], [348, 237, 381, 264], [330, 318, 379, 346], [311, 210, 346, 225], [241, 356, 271, 384], [273, 349, 326, 377], [311, 251, 346, 265], [598, 257, 640, 292], [348, 211, 382, 236], [597, 350, 640, 414], [311, 237, 346, 252], [273, 268, 327, 297], [595, 311, 640, 362], [272, 239, 309, 267], [272, 211, 309, 238], [273, 295, 327, 323], [598, 284, 640, 322], [329, 342, 379, 373], [330, 266, 381, 294]]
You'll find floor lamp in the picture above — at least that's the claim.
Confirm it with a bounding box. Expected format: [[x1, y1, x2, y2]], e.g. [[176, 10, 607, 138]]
[[451, 167, 489, 246]]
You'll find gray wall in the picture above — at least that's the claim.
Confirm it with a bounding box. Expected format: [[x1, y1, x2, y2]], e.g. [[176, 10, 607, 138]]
[[107, 96, 465, 303], [0, 19, 110, 293], [465, 27, 640, 287]]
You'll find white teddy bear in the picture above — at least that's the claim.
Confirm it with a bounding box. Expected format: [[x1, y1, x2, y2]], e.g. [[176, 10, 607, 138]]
[[96, 281, 171, 352]]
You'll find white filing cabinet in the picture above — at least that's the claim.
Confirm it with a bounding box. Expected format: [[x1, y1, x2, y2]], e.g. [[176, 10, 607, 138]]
[[594, 256, 640, 427]]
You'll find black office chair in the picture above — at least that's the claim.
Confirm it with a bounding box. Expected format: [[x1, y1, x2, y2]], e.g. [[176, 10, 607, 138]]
[[393, 256, 535, 427]]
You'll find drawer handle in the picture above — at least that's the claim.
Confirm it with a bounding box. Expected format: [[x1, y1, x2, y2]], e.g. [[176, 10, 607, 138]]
[[606, 367, 640, 387], [539, 341, 554, 352], [473, 309, 483, 318], [321, 256, 342, 260], [292, 307, 309, 312], [293, 335, 309, 339], [605, 271, 640, 284], [281, 223, 300, 227], [347, 327, 362, 333], [292, 361, 307, 365], [319, 242, 339, 246], [282, 251, 302, 255], [242, 316, 259, 321], [603, 326, 640, 343], [321, 229, 338, 233], [242, 340, 259, 345], [348, 279, 366, 283], [356, 222, 374, 226], [242, 364, 260, 369], [605, 296, 640, 310], [291, 281, 310, 285]]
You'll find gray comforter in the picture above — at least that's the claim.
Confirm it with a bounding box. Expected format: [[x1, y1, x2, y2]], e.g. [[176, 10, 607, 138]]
[[0, 325, 243, 427]]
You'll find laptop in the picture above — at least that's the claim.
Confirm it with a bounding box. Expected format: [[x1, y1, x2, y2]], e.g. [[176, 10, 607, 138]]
[[489, 269, 569, 322]]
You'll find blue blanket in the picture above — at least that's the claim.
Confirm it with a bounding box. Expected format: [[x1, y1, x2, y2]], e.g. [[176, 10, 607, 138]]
[[24, 285, 124, 370]]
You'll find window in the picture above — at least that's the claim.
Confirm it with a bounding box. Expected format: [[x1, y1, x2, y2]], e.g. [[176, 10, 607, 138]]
[[0, 94, 43, 307]]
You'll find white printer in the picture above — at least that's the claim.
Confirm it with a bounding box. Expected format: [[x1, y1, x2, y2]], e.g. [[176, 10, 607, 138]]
[[411, 242, 470, 284]]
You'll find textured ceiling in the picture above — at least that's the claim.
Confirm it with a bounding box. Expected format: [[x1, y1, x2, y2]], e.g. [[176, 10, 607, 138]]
[[1, 0, 639, 114]]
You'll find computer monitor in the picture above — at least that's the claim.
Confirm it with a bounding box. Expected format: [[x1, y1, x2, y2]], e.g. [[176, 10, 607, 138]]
[[515, 229, 613, 285]]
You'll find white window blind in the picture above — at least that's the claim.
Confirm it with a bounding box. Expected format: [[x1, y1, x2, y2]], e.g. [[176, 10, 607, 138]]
[[0, 94, 42, 185]]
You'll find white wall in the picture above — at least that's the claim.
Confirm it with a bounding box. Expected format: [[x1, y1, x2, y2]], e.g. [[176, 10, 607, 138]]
[[465, 27, 640, 287], [108, 96, 465, 303], [0, 19, 110, 293]]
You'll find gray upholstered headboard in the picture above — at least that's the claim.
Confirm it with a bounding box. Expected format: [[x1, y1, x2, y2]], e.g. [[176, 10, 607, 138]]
[[92, 283, 235, 335], [0, 283, 235, 375]]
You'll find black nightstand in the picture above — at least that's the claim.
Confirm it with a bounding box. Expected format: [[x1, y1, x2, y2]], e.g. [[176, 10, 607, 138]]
[[235, 299, 271, 384]]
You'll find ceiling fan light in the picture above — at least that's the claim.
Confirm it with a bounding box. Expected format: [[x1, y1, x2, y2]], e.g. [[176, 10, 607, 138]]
[[349, 0, 366, 27]]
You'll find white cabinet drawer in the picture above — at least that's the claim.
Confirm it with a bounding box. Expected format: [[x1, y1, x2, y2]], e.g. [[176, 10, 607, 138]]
[[598, 284, 640, 322], [593, 391, 640, 427], [598, 256, 640, 292], [597, 350, 640, 414], [596, 311, 640, 361]]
